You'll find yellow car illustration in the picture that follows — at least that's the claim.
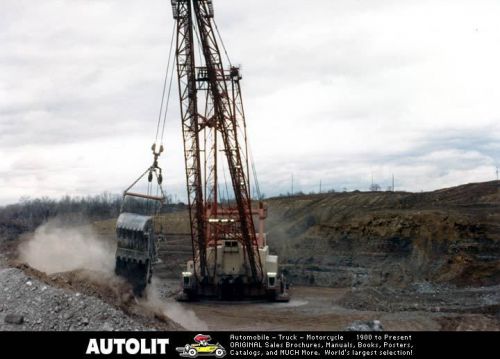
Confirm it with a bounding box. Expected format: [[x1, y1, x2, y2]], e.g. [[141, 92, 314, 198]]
[[176, 334, 226, 358]]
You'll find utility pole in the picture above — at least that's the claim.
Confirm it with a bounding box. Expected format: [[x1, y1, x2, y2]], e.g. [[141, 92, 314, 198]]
[[291, 173, 294, 196], [319, 180, 322, 194], [392, 174, 395, 192]]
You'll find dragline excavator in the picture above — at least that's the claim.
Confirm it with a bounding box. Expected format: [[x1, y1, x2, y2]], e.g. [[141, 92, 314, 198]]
[[172, 0, 288, 301], [114, 0, 289, 301]]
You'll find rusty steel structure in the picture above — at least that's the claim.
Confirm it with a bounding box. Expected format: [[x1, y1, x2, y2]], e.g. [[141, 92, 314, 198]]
[[172, 0, 264, 295], [113, 0, 288, 301]]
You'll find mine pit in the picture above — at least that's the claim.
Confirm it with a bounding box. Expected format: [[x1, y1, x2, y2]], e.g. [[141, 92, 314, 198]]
[[1, 182, 499, 331]]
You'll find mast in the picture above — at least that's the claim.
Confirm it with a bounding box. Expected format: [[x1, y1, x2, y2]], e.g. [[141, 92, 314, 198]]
[[172, 0, 263, 284], [172, 0, 207, 278]]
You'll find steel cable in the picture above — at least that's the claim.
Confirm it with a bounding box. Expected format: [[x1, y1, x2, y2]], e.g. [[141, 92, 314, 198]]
[[155, 22, 176, 143]]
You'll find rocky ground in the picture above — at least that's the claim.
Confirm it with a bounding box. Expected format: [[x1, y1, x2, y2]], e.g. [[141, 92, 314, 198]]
[[0, 240, 182, 331], [338, 282, 500, 314], [0, 267, 150, 331]]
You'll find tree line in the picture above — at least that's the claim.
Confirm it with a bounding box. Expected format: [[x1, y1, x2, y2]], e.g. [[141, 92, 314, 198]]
[[0, 193, 184, 241]]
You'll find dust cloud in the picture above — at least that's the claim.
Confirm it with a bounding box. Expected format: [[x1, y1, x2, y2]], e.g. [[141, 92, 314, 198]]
[[143, 278, 208, 331], [19, 219, 115, 275], [19, 219, 206, 331]]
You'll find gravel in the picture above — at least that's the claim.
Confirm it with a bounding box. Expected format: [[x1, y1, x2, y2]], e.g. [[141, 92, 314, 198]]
[[0, 267, 151, 331], [346, 320, 384, 331]]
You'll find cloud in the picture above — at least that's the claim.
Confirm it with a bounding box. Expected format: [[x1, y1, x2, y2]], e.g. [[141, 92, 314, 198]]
[[0, 0, 499, 204]]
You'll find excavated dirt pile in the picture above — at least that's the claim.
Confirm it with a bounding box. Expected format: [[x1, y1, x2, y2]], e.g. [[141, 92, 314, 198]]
[[0, 267, 151, 331]]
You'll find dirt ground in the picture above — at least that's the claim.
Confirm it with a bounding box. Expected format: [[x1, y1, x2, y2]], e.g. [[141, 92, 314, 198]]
[[154, 279, 499, 331]]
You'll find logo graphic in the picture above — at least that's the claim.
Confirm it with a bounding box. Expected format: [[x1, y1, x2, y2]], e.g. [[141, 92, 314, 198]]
[[176, 334, 226, 358]]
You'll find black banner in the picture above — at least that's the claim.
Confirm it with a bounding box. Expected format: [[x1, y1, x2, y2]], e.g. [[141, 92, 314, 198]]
[[0, 331, 496, 358]]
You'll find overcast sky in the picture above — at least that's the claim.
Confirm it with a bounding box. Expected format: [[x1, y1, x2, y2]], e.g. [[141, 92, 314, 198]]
[[1, 0, 499, 205]]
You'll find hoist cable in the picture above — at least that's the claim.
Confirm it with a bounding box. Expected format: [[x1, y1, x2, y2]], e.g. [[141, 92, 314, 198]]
[[248, 141, 262, 200], [213, 20, 231, 66], [160, 48, 176, 145], [155, 22, 176, 143], [221, 152, 231, 205]]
